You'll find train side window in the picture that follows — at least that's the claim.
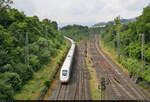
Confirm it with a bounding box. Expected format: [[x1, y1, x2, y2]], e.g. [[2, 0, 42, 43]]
[[62, 70, 67, 76]]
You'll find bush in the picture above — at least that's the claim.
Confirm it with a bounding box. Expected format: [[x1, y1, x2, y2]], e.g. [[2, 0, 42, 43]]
[[29, 55, 40, 71], [145, 47, 150, 61], [0, 64, 13, 73], [14, 63, 33, 82], [0, 0, 66, 99], [44, 80, 50, 88], [0, 81, 14, 100], [138, 81, 150, 92], [0, 72, 22, 90]]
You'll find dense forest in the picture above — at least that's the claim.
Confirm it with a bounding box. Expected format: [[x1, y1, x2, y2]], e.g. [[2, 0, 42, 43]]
[[60, 25, 90, 41], [0, 0, 66, 99], [99, 5, 150, 91]]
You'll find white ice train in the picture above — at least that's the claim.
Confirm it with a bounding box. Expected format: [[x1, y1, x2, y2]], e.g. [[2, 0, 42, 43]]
[[59, 36, 76, 83]]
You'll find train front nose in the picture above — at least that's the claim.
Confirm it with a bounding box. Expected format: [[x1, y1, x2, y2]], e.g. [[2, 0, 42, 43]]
[[61, 76, 69, 83], [60, 70, 69, 83]]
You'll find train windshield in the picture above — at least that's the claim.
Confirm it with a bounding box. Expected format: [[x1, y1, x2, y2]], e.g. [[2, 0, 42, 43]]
[[62, 70, 67, 76]]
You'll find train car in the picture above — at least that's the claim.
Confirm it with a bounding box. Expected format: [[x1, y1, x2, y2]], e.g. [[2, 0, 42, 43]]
[[59, 36, 76, 83]]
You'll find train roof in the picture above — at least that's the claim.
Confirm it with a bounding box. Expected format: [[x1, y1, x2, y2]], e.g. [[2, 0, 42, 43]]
[[61, 57, 71, 69], [61, 36, 75, 70]]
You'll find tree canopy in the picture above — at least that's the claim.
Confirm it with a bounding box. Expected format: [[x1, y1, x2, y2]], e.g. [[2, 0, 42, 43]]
[[60, 24, 90, 41], [0, 0, 66, 99], [100, 5, 150, 83]]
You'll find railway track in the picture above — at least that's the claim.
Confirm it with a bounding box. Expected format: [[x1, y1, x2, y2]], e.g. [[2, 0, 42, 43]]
[[49, 42, 91, 100], [87, 35, 150, 100], [48, 35, 149, 100]]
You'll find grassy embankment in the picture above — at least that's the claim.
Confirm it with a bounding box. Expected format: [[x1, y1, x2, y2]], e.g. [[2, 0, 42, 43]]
[[85, 47, 101, 100], [99, 36, 150, 97], [14, 40, 70, 100], [99, 37, 130, 75]]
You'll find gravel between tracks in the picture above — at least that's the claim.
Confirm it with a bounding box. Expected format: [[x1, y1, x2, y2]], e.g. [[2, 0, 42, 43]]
[[49, 42, 91, 100], [87, 35, 150, 100], [49, 35, 149, 100]]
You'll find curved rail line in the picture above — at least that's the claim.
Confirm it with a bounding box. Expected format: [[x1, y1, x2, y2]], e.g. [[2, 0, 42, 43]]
[[49, 40, 91, 100], [87, 35, 149, 100], [49, 35, 149, 100]]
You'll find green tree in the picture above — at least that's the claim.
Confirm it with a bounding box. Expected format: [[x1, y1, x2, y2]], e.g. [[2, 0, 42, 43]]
[[0, 81, 13, 99]]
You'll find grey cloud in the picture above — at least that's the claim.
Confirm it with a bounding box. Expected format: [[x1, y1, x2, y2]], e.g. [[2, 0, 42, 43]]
[[120, 0, 150, 11], [12, 0, 150, 24], [12, 0, 36, 16]]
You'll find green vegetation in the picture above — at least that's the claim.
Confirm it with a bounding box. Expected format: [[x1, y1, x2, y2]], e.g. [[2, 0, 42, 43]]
[[55, 4, 150, 94], [85, 53, 101, 100], [60, 25, 90, 42], [1, 0, 150, 99], [0, 0, 67, 99], [96, 4, 150, 92], [14, 42, 70, 100]]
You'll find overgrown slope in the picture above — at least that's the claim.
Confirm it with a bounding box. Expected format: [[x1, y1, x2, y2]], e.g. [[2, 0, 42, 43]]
[[96, 5, 150, 91], [60, 24, 90, 42], [0, 0, 66, 99]]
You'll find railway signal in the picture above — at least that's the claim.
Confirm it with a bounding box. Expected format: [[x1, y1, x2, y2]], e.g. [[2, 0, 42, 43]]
[[101, 77, 106, 90], [98, 77, 106, 100]]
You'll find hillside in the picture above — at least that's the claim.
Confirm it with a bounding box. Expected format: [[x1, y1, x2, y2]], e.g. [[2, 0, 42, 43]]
[[97, 5, 150, 92], [60, 24, 90, 41], [0, 0, 67, 99], [93, 18, 136, 27], [61, 4, 150, 94]]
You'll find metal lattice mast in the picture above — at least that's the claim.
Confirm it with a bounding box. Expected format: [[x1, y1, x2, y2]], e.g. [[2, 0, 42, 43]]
[[141, 33, 145, 72], [25, 32, 29, 67], [45, 26, 49, 49], [114, 16, 121, 58], [117, 31, 120, 59]]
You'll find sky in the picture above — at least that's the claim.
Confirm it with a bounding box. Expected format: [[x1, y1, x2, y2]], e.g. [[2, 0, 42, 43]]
[[12, 0, 150, 27]]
